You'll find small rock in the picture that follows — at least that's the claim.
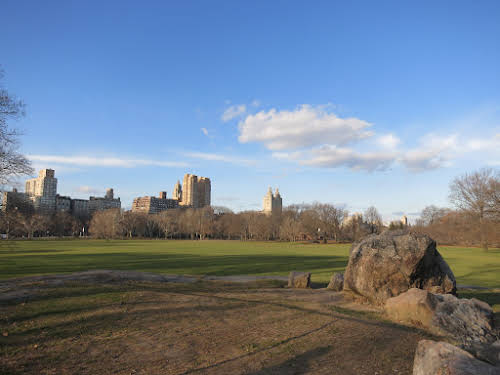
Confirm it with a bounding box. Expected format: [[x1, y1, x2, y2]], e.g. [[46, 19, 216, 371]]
[[327, 273, 344, 291], [288, 272, 311, 288], [413, 340, 500, 375], [2, 332, 8, 337]]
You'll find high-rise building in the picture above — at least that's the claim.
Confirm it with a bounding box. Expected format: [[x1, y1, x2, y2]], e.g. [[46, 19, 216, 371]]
[[71, 199, 89, 218], [262, 187, 282, 215], [179, 174, 211, 208], [172, 180, 182, 201], [132, 191, 179, 214], [401, 215, 408, 226], [25, 169, 58, 213], [55, 195, 72, 212], [1, 188, 32, 213], [89, 188, 121, 213], [197, 177, 211, 207]]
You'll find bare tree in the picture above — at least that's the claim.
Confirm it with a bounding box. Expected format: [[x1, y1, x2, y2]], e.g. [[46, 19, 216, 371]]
[[0, 68, 33, 184], [449, 168, 500, 250], [157, 209, 180, 239], [313, 203, 346, 242], [20, 213, 48, 239], [364, 206, 382, 234], [279, 215, 301, 242], [418, 205, 450, 226], [89, 209, 121, 239]]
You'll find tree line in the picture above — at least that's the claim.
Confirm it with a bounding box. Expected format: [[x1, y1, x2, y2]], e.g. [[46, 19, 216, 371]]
[[87, 203, 365, 242], [1, 169, 498, 249]]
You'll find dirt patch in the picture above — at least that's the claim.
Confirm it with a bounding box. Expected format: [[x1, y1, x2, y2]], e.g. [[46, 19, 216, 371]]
[[0, 272, 433, 374]]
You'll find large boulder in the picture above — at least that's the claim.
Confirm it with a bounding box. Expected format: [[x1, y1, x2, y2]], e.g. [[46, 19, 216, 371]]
[[288, 271, 311, 288], [327, 273, 344, 291], [343, 230, 456, 304], [465, 340, 500, 367], [385, 288, 496, 345], [413, 340, 500, 375]]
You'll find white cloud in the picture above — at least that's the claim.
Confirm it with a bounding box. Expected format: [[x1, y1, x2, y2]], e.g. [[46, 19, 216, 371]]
[[298, 146, 396, 171], [238, 105, 373, 150], [271, 151, 303, 160], [222, 104, 246, 122], [28, 155, 188, 168], [251, 99, 261, 107], [76, 186, 101, 194], [465, 133, 500, 151], [183, 151, 256, 166], [399, 134, 458, 172], [400, 150, 450, 172], [201, 127, 209, 136], [269, 131, 481, 172], [377, 134, 400, 149]]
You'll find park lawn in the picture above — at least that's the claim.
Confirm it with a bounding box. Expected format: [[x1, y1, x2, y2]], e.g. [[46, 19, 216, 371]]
[[0, 240, 499, 287], [0, 240, 350, 283]]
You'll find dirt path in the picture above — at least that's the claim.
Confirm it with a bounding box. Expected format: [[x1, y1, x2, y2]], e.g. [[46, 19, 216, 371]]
[[0, 271, 432, 374]]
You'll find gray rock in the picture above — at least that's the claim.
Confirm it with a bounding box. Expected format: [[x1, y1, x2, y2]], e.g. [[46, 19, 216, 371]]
[[385, 288, 496, 345], [288, 271, 311, 288], [413, 340, 500, 375], [463, 340, 500, 367], [327, 273, 344, 291], [343, 230, 456, 304]]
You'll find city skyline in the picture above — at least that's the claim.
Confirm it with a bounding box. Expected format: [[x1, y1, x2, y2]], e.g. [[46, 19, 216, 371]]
[[1, 1, 499, 222]]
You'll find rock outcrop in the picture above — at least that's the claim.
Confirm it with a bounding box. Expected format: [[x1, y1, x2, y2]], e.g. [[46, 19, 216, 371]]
[[413, 340, 500, 375], [386, 288, 496, 345], [288, 271, 311, 288], [465, 340, 500, 367], [327, 273, 344, 291], [343, 230, 456, 304]]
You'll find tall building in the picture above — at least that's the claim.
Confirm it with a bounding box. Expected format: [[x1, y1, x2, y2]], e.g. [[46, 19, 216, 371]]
[[55, 195, 72, 212], [25, 169, 58, 213], [2, 169, 119, 217], [179, 174, 211, 208], [262, 187, 282, 216], [181, 174, 196, 207], [1, 188, 32, 213], [401, 215, 408, 226], [172, 180, 182, 201], [88, 188, 121, 214], [132, 191, 179, 214], [197, 177, 211, 207], [71, 199, 89, 218]]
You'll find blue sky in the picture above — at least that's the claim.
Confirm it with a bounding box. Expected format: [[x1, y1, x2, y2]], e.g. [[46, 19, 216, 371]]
[[1, 1, 499, 221]]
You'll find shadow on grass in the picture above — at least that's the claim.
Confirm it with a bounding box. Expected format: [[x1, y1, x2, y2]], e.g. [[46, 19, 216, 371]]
[[0, 253, 349, 280]]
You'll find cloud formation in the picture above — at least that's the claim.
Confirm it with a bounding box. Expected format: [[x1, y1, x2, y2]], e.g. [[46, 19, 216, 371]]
[[377, 134, 400, 149], [222, 104, 246, 122], [201, 127, 209, 136], [399, 134, 457, 172], [230, 104, 498, 173], [238, 105, 373, 150], [76, 186, 101, 194], [28, 155, 188, 168], [300, 146, 396, 171], [183, 151, 256, 166]]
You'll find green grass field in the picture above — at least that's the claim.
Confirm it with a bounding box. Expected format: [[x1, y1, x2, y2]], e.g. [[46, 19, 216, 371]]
[[1, 240, 499, 288]]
